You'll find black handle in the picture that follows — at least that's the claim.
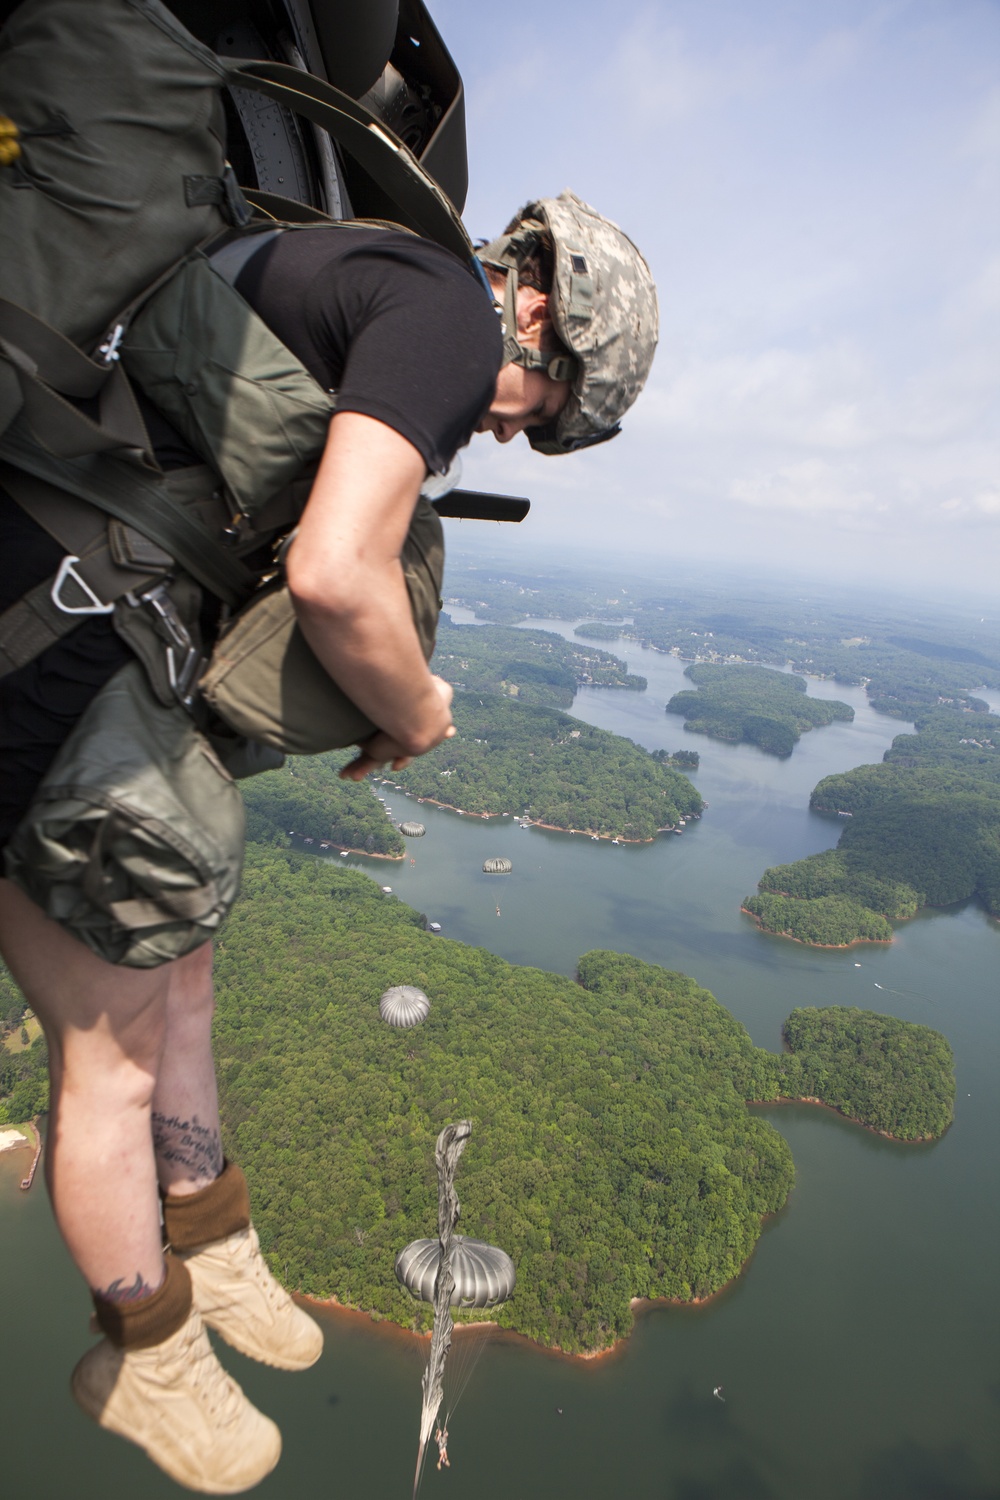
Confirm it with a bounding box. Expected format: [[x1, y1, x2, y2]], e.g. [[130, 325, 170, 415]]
[[431, 489, 530, 523]]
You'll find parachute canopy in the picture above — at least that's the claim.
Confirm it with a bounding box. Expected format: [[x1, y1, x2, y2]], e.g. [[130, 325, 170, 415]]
[[400, 821, 426, 837], [379, 985, 430, 1028], [482, 857, 512, 874], [395, 1234, 516, 1307]]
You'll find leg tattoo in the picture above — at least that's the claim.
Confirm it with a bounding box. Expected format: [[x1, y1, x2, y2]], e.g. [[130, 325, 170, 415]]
[[152, 1111, 223, 1181], [93, 1270, 162, 1302]]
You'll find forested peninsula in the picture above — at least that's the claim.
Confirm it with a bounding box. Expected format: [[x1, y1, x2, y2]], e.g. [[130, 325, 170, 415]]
[[205, 848, 953, 1353], [782, 1008, 954, 1140], [666, 663, 854, 756], [745, 706, 1000, 945], [387, 694, 703, 839], [242, 756, 405, 857], [434, 617, 646, 707]]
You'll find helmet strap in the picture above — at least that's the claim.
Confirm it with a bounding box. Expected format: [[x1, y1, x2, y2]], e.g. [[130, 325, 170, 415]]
[[477, 249, 577, 384]]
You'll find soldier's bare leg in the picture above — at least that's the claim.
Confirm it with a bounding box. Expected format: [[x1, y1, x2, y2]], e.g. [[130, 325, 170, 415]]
[[0, 877, 183, 1296], [152, 940, 224, 1200]]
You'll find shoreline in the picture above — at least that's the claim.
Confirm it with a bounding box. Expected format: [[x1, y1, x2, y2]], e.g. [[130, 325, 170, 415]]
[[297, 839, 404, 862], [749, 1094, 939, 1144], [392, 794, 687, 844], [0, 1117, 40, 1154], [301, 1221, 772, 1365], [740, 904, 892, 948]]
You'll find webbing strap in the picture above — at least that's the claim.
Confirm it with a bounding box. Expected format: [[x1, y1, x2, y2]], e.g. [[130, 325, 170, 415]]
[[229, 61, 475, 267], [0, 298, 151, 459], [0, 464, 172, 678], [240, 189, 336, 225], [0, 422, 255, 605]]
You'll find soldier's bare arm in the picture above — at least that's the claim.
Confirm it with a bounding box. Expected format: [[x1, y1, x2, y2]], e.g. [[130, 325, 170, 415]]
[[286, 411, 455, 762]]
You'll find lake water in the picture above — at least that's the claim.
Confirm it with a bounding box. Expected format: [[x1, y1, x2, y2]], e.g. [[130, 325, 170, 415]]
[[3, 621, 998, 1500]]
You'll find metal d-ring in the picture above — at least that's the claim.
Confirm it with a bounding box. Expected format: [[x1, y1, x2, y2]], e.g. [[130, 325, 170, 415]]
[[50, 555, 115, 615]]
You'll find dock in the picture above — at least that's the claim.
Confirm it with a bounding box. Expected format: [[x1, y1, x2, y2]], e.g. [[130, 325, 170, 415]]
[[20, 1119, 42, 1191]]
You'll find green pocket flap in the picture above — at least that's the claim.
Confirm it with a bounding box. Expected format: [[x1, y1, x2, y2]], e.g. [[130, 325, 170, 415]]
[[123, 254, 334, 517]]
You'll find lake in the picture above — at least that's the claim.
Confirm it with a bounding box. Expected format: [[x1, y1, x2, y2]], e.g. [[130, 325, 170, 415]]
[[3, 620, 998, 1499]]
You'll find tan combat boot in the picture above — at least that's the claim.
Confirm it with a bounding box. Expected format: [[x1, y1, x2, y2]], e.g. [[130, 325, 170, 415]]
[[164, 1160, 323, 1372], [72, 1256, 281, 1494]]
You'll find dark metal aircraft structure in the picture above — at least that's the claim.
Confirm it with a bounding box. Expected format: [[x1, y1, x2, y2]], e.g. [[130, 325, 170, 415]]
[[165, 0, 469, 223]]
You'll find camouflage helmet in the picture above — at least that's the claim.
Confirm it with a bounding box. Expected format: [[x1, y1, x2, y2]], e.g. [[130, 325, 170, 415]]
[[477, 190, 658, 455]]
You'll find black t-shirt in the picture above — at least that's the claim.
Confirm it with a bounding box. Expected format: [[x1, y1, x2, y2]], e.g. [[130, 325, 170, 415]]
[[235, 224, 501, 474], [0, 226, 502, 844]]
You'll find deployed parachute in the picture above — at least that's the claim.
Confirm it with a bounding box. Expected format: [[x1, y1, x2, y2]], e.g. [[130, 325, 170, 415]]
[[396, 1234, 515, 1307], [400, 821, 426, 837], [482, 857, 512, 874], [379, 986, 430, 1028], [404, 1122, 515, 1497]]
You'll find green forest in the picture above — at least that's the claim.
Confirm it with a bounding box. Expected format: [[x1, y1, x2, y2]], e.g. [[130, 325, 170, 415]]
[[241, 756, 404, 856], [433, 617, 646, 708], [783, 1007, 954, 1139], [665, 663, 854, 755], [0, 845, 956, 1346], [386, 694, 703, 839], [745, 706, 1000, 944], [0, 963, 48, 1124], [203, 848, 952, 1351]]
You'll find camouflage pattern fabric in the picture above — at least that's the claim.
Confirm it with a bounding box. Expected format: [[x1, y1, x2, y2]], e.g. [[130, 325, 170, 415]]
[[479, 190, 659, 453]]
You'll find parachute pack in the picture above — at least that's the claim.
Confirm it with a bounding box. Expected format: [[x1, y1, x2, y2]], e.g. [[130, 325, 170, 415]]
[[0, 0, 476, 709], [0, 0, 487, 963]]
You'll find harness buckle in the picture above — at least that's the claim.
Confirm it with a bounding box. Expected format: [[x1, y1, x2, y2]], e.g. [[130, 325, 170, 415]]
[[51, 555, 116, 616], [126, 581, 205, 707]]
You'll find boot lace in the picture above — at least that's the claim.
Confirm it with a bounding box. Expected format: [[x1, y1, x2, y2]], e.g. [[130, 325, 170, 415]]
[[179, 1316, 248, 1428]]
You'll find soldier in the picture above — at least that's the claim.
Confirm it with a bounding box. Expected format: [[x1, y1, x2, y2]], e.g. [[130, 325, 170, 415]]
[[0, 192, 657, 1492]]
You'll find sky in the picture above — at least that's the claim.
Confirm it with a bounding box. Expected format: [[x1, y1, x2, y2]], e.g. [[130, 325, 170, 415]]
[[428, 0, 999, 600]]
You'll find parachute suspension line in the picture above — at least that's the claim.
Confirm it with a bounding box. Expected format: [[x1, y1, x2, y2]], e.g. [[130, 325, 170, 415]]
[[412, 1121, 470, 1500], [444, 1319, 497, 1426]]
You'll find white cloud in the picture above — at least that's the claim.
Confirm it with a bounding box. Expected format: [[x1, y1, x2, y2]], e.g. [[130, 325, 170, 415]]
[[435, 0, 1000, 592], [728, 460, 875, 514]]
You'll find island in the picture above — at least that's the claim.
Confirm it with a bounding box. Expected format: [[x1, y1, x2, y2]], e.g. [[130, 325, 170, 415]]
[[434, 617, 646, 709], [666, 663, 854, 756], [208, 847, 954, 1354], [573, 622, 625, 642], [744, 705, 1000, 945], [384, 694, 703, 840]]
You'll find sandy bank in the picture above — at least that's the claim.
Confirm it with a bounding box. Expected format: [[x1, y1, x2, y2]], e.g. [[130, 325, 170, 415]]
[[0, 1128, 29, 1153], [303, 1276, 740, 1366]]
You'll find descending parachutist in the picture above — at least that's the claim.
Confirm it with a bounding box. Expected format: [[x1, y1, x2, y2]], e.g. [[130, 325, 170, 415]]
[[435, 1427, 450, 1470], [496, 904, 501, 917], [713, 1386, 725, 1402], [874, 982, 883, 989]]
